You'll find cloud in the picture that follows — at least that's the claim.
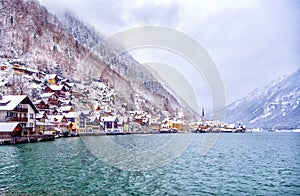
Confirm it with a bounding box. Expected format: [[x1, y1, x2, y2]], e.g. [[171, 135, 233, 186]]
[[39, 0, 300, 110], [122, 1, 181, 27], [39, 0, 181, 35], [176, 0, 300, 103]]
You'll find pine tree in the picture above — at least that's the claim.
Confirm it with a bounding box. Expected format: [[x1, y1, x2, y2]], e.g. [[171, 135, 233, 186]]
[[31, 88, 41, 99], [55, 64, 63, 78]]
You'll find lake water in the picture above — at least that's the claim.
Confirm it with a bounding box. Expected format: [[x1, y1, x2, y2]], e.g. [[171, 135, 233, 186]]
[[0, 133, 299, 195]]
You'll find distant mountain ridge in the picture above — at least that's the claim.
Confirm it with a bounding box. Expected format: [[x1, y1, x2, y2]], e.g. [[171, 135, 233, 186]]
[[226, 68, 300, 130]]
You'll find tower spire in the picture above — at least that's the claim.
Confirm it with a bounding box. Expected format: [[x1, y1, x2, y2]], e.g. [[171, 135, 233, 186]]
[[201, 107, 206, 123]]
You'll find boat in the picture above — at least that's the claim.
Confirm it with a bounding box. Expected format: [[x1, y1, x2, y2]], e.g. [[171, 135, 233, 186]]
[[159, 128, 170, 133], [159, 128, 178, 133], [106, 129, 127, 135]]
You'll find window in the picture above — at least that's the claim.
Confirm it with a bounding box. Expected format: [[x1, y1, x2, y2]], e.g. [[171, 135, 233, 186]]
[[29, 123, 33, 127], [30, 113, 34, 119], [79, 118, 85, 128]]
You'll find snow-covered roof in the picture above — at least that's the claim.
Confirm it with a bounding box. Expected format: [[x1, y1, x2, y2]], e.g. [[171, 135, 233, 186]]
[[0, 95, 27, 111], [47, 115, 66, 122], [60, 105, 73, 112], [80, 110, 90, 115], [36, 121, 55, 126], [36, 113, 45, 119], [47, 85, 65, 91], [64, 112, 81, 118], [41, 92, 58, 98], [0, 81, 8, 87], [227, 124, 236, 129], [66, 82, 75, 87], [0, 122, 21, 132], [45, 74, 57, 79], [129, 111, 145, 115], [88, 115, 100, 122], [172, 120, 183, 124], [101, 116, 118, 122], [97, 82, 107, 89], [60, 99, 71, 103], [33, 100, 45, 105], [26, 67, 39, 73], [30, 83, 42, 89]]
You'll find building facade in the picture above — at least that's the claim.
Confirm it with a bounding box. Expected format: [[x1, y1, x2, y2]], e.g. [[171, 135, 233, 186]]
[[0, 95, 38, 134]]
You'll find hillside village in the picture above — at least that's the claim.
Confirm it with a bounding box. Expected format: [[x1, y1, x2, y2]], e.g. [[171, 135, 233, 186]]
[[0, 58, 196, 143]]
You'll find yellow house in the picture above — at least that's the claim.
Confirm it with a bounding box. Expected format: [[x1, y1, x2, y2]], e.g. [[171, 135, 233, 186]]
[[65, 112, 93, 133], [172, 121, 183, 131], [45, 74, 59, 85], [76, 113, 87, 133], [162, 119, 184, 131]]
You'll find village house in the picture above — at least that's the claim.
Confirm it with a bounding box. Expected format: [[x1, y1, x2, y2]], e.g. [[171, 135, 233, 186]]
[[64, 111, 78, 133], [60, 105, 74, 114], [51, 108, 61, 115], [60, 99, 73, 106], [101, 116, 118, 132], [64, 111, 90, 134], [0, 95, 38, 134], [44, 85, 67, 97], [62, 82, 75, 91], [129, 111, 150, 125], [41, 92, 61, 107], [77, 112, 90, 133], [85, 116, 101, 133], [35, 112, 56, 134], [47, 115, 68, 133], [33, 100, 50, 112], [35, 111, 48, 123], [0, 122, 25, 143], [12, 65, 40, 78], [64, 111, 77, 123], [170, 120, 184, 131], [45, 74, 60, 85]]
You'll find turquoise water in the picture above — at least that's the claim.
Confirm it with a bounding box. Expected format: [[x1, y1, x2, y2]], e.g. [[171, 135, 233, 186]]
[[0, 133, 299, 195]]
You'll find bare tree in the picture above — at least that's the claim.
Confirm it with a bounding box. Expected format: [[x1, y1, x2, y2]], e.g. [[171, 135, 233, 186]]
[[9, 74, 30, 95]]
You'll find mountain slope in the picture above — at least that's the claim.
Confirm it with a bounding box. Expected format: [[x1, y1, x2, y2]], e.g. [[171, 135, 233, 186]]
[[226, 68, 300, 130], [0, 0, 85, 73], [0, 0, 197, 120], [58, 12, 197, 119]]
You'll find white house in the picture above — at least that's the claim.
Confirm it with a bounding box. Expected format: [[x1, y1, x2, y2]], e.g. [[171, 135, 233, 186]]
[[101, 116, 119, 132], [0, 95, 38, 133]]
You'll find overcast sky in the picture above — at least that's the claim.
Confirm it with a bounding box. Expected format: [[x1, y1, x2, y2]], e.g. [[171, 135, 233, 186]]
[[39, 0, 300, 113]]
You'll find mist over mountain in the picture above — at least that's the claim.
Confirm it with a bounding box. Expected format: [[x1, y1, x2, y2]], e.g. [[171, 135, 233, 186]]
[[226, 68, 300, 130], [0, 0, 197, 120], [58, 12, 198, 120]]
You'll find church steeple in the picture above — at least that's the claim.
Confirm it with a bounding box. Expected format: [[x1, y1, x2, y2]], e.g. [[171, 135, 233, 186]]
[[201, 107, 206, 123]]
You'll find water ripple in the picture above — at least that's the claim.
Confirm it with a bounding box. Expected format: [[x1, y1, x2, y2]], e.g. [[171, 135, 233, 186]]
[[0, 133, 299, 195]]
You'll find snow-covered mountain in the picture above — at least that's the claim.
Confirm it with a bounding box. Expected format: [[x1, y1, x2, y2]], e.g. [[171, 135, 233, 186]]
[[0, 0, 197, 120], [226, 68, 300, 130]]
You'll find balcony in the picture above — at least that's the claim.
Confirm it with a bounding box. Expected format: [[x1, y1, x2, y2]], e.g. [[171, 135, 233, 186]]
[[13, 107, 28, 113], [5, 117, 28, 122]]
